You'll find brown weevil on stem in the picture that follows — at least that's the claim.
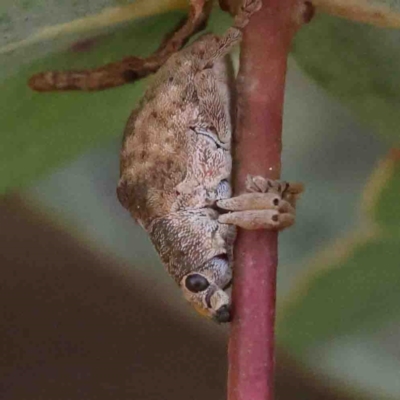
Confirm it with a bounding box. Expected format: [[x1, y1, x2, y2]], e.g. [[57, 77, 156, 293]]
[[29, 0, 304, 323]]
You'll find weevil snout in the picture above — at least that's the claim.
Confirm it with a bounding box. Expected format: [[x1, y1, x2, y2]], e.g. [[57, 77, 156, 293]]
[[181, 255, 232, 323], [214, 305, 231, 323]]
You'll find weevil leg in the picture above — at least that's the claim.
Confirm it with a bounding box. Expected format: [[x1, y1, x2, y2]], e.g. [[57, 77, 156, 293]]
[[218, 209, 294, 230], [193, 67, 232, 146], [189, 1, 262, 146], [187, 0, 262, 69], [217, 175, 304, 231], [246, 175, 304, 208], [217, 192, 294, 213], [234, 0, 263, 29]]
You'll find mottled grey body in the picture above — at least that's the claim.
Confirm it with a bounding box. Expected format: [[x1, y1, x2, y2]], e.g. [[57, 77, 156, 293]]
[[117, 28, 243, 321]]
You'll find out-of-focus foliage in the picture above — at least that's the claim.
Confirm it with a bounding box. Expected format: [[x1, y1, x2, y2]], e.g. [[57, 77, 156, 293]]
[[292, 13, 400, 144], [0, 13, 188, 193], [0, 0, 186, 74], [278, 151, 400, 355], [313, 0, 400, 28]]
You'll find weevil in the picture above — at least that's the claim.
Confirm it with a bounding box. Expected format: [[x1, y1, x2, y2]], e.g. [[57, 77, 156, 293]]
[[28, 0, 303, 323], [116, 0, 303, 322]]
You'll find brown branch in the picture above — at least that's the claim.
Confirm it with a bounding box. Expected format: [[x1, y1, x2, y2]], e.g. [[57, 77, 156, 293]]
[[28, 0, 212, 91], [227, 1, 313, 400]]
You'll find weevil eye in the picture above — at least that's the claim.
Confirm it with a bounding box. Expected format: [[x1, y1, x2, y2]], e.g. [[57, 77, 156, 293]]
[[185, 274, 210, 293]]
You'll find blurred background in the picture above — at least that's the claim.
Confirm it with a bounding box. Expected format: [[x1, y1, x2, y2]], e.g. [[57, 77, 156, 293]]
[[1, 1, 400, 399]]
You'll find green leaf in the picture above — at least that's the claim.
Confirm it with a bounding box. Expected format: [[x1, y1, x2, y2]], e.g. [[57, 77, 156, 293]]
[[0, 0, 186, 56], [277, 151, 400, 355], [314, 0, 400, 28], [0, 13, 184, 193], [373, 152, 400, 236], [292, 13, 400, 144]]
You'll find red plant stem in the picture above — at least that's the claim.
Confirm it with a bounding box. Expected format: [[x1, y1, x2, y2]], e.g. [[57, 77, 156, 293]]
[[227, 1, 307, 400]]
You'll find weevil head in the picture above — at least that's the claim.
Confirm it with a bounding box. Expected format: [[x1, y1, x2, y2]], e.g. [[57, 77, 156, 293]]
[[149, 211, 235, 323], [180, 255, 232, 323]]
